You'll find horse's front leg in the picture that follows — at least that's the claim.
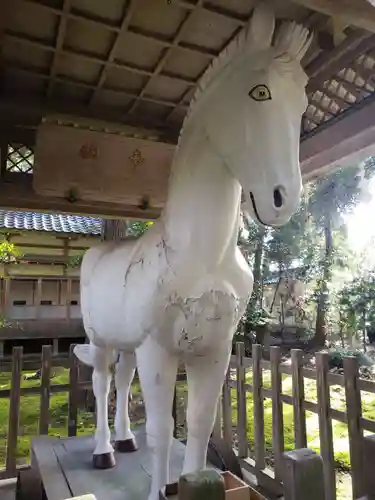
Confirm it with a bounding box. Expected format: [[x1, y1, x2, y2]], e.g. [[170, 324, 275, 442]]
[[183, 344, 232, 474], [92, 345, 115, 468], [114, 350, 137, 451], [136, 336, 178, 500]]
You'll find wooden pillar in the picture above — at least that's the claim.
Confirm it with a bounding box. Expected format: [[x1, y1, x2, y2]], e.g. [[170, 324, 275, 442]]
[[52, 338, 59, 356], [0, 340, 4, 357], [0, 278, 4, 316], [4, 276, 11, 314], [283, 449, 326, 500], [36, 278, 42, 319], [66, 278, 72, 321]]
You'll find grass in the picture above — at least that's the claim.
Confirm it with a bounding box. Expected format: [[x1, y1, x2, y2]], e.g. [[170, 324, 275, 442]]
[[0, 368, 98, 467], [0, 367, 373, 500]]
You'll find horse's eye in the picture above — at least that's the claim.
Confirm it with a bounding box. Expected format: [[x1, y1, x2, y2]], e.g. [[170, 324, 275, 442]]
[[249, 84, 272, 101]]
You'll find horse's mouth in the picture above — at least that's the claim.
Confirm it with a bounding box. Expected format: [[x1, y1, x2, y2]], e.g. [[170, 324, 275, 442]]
[[249, 192, 268, 227]]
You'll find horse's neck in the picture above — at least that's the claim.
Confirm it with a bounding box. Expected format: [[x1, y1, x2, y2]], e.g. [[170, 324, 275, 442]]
[[162, 122, 241, 269]]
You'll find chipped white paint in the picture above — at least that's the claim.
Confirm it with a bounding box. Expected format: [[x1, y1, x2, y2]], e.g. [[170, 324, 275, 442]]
[[74, 4, 312, 499]]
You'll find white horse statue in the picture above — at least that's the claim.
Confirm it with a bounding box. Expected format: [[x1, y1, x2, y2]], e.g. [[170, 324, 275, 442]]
[[75, 4, 312, 499]]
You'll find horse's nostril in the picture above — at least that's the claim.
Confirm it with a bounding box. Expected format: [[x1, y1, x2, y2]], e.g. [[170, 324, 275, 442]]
[[273, 188, 283, 209]]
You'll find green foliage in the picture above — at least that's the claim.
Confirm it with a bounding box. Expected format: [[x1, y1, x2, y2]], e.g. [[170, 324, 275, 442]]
[[243, 306, 272, 330], [0, 241, 22, 265], [65, 220, 154, 268], [237, 157, 375, 347], [127, 221, 153, 237], [66, 252, 84, 268], [326, 348, 373, 369]]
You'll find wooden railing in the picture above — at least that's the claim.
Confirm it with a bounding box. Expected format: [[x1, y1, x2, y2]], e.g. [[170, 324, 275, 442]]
[[221, 343, 375, 500], [1, 342, 375, 499], [0, 344, 185, 478]]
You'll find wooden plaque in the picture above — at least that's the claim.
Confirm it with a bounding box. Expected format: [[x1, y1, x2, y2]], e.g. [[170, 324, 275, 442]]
[[33, 124, 175, 209]]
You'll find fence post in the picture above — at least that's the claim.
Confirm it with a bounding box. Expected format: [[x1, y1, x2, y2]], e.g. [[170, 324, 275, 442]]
[[39, 345, 52, 435], [291, 349, 307, 449], [252, 344, 265, 470], [270, 346, 284, 481], [212, 396, 222, 441], [172, 384, 178, 438], [316, 352, 336, 500], [343, 356, 365, 499], [363, 434, 375, 499], [283, 448, 326, 500], [6, 346, 23, 473], [236, 342, 247, 458], [222, 367, 232, 446], [68, 344, 79, 437]]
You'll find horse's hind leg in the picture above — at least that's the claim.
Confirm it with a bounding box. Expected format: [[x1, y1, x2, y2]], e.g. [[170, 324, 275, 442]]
[[92, 345, 115, 469], [114, 351, 138, 452]]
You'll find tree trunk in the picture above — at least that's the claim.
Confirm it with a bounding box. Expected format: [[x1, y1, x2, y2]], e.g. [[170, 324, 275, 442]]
[[101, 219, 128, 241], [314, 215, 333, 347], [249, 227, 266, 311], [363, 309, 367, 352], [246, 227, 266, 346]]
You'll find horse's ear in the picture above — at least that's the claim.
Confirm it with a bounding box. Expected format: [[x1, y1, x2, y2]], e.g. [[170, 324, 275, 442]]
[[249, 2, 275, 50]]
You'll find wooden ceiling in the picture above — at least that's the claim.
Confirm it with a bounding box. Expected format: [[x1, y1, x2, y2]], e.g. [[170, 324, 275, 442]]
[[1, 0, 375, 145]]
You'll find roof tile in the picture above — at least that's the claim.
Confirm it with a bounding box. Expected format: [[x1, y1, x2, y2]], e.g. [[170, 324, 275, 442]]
[[0, 210, 102, 235]]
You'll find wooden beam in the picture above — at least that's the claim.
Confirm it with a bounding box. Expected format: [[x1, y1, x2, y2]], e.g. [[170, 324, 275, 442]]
[[0, 318, 84, 340], [300, 92, 375, 179], [290, 0, 375, 33], [0, 95, 177, 143], [0, 179, 161, 220], [306, 32, 375, 88]]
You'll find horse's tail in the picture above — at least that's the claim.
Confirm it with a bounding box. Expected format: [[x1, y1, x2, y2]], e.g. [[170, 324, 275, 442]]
[[74, 343, 94, 367], [74, 343, 119, 367]]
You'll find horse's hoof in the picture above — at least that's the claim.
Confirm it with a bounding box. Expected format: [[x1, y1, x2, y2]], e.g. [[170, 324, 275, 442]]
[[92, 452, 116, 469], [115, 438, 138, 453]]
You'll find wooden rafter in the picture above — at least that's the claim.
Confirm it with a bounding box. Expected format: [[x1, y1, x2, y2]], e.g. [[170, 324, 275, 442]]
[[306, 32, 375, 85], [46, 0, 72, 99], [2, 32, 197, 89], [2, 0, 375, 153], [126, 0, 206, 117], [290, 0, 375, 33], [301, 92, 375, 178], [89, 0, 137, 106]]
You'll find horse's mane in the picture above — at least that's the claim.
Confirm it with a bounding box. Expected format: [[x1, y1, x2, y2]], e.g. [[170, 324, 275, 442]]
[[180, 17, 312, 137]]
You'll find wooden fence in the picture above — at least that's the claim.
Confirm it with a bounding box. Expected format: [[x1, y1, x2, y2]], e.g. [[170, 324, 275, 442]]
[[1, 342, 375, 500]]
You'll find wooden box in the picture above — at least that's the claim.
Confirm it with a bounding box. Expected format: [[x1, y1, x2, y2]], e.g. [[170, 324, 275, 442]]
[[160, 470, 267, 500]]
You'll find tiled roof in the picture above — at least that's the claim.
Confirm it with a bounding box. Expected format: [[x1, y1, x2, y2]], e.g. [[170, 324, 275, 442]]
[[0, 210, 102, 235]]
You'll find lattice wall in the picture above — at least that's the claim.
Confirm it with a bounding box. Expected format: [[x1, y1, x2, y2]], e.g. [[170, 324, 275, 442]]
[[6, 143, 34, 174]]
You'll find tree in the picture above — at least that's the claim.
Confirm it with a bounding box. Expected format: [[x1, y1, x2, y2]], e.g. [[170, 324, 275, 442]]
[[127, 221, 153, 237], [337, 271, 375, 350], [0, 241, 22, 327], [0, 241, 22, 266], [308, 160, 375, 346]]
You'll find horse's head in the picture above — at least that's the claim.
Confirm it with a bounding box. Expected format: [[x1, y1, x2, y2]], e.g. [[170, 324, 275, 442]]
[[194, 4, 312, 227]]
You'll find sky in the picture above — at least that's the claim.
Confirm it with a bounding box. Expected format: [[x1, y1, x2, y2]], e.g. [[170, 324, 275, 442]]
[[345, 176, 375, 266]]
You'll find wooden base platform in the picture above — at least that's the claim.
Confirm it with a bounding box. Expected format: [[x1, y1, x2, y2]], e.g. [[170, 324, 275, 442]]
[[26, 427, 194, 500]]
